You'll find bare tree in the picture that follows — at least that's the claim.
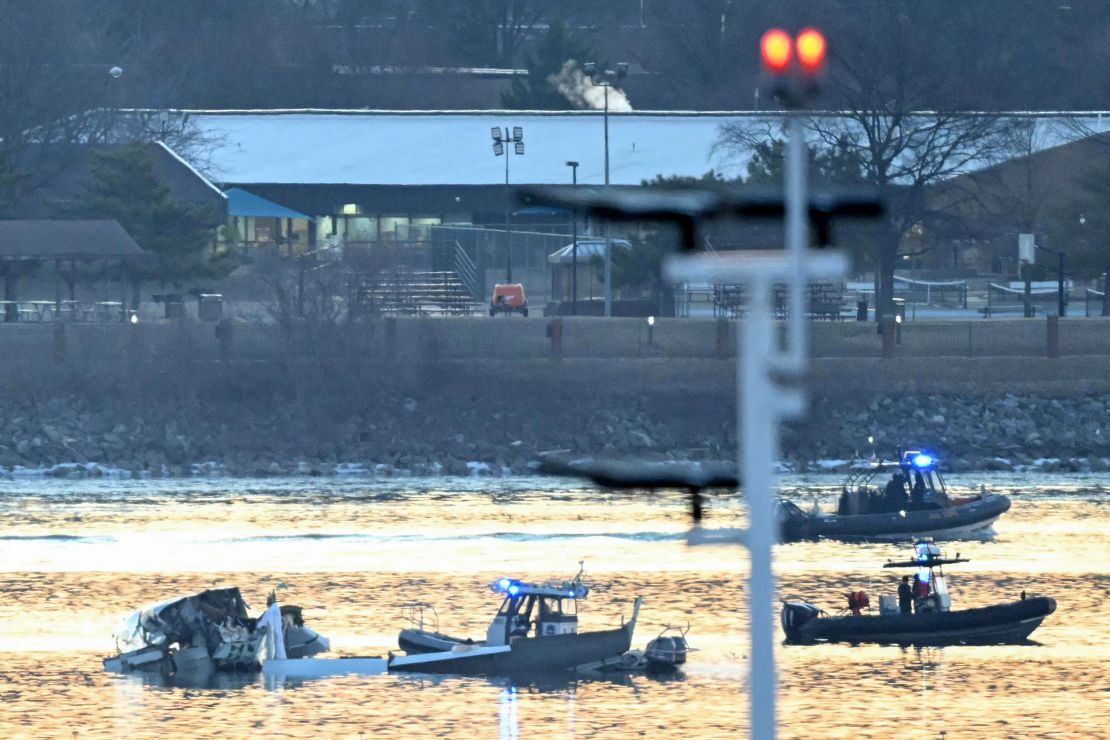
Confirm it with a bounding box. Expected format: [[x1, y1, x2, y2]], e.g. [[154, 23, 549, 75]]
[[0, 2, 130, 199], [719, 2, 1022, 320], [414, 0, 558, 67]]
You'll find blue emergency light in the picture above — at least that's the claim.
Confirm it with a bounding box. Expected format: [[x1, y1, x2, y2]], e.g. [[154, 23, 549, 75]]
[[911, 453, 934, 469]]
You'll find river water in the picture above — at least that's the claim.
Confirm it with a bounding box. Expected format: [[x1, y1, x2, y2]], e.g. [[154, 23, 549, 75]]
[[1, 473, 1106, 739]]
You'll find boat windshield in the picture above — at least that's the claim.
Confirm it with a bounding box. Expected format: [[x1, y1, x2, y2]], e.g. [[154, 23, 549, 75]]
[[539, 597, 576, 618], [497, 596, 519, 617]]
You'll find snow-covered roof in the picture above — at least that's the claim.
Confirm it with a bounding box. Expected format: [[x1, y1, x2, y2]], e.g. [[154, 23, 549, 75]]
[[181, 109, 1110, 189], [189, 110, 760, 187]]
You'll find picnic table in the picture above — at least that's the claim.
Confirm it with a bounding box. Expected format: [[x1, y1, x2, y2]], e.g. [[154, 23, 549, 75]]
[[0, 300, 127, 322]]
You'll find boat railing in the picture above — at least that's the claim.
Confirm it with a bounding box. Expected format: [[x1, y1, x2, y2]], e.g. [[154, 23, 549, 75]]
[[656, 622, 696, 648], [400, 602, 440, 633]]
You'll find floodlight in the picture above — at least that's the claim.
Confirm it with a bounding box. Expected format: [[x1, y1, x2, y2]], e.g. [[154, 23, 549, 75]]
[[491, 127, 502, 141], [514, 141, 524, 155], [493, 141, 504, 156], [512, 126, 523, 142]]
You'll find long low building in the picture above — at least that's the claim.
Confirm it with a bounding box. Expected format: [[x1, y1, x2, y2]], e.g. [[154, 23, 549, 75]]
[[177, 108, 1105, 246], [184, 109, 755, 251]]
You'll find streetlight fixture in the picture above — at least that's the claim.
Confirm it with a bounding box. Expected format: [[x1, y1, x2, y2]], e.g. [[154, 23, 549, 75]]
[[102, 66, 124, 144], [491, 126, 524, 283], [583, 61, 628, 317], [566, 160, 579, 314]]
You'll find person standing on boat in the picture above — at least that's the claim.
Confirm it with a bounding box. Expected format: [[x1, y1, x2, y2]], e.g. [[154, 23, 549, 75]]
[[884, 473, 908, 512], [911, 471, 927, 509], [898, 576, 914, 615], [912, 575, 931, 613]]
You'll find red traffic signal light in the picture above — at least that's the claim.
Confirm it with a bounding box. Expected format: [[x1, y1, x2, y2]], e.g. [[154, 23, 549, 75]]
[[795, 28, 827, 75], [760, 28, 793, 75]]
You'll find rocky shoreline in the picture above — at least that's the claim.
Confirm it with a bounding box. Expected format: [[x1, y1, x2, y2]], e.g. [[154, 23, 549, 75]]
[[1, 391, 1108, 480]]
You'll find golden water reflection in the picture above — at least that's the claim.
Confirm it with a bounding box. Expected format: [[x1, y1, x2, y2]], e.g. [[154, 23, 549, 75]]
[[0, 474, 1107, 738]]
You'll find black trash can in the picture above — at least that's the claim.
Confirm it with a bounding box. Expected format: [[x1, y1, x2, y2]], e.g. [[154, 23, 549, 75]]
[[153, 293, 185, 319], [198, 293, 223, 321], [165, 294, 184, 319], [856, 298, 868, 321]]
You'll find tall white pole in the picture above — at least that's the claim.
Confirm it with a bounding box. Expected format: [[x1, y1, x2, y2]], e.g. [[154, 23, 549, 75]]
[[666, 249, 845, 740], [742, 277, 777, 740], [784, 114, 809, 370], [603, 85, 612, 317]]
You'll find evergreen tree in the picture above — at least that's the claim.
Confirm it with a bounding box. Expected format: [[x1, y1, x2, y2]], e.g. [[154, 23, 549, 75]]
[[81, 145, 230, 286], [501, 18, 591, 110], [744, 136, 867, 187]]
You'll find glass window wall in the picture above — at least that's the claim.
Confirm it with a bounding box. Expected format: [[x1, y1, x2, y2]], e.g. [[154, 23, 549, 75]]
[[341, 216, 379, 244], [380, 215, 410, 242]]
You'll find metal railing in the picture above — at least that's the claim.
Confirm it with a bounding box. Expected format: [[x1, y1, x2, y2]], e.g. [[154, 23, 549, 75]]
[[892, 275, 968, 307], [984, 282, 1065, 318], [454, 240, 480, 299], [1085, 288, 1106, 317]]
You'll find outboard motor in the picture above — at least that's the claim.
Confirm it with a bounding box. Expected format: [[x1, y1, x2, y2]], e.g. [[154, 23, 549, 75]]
[[645, 634, 689, 671], [781, 602, 821, 642]]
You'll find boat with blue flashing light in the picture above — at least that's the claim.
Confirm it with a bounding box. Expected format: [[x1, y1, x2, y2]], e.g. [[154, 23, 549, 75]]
[[391, 565, 643, 676], [781, 539, 1056, 645], [776, 449, 1010, 542]]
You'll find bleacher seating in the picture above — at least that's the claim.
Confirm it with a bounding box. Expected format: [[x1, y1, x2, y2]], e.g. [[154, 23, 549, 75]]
[[352, 270, 477, 316], [712, 281, 843, 320]]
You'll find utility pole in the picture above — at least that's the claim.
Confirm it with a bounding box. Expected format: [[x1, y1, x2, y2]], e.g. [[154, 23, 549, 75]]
[[566, 160, 579, 314], [583, 62, 628, 317]]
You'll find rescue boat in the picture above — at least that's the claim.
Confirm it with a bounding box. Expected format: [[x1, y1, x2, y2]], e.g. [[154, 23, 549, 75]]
[[777, 450, 1010, 541], [781, 539, 1056, 646]]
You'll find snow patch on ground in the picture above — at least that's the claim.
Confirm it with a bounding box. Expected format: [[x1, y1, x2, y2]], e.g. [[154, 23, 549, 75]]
[[4, 462, 133, 479], [814, 459, 852, 471], [467, 461, 492, 476], [191, 461, 226, 477]]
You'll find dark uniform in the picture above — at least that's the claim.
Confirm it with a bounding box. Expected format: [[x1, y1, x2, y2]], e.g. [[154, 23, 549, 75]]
[[898, 576, 913, 615]]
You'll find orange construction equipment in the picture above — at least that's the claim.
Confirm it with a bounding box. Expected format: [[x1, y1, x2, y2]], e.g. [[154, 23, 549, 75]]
[[490, 283, 528, 317]]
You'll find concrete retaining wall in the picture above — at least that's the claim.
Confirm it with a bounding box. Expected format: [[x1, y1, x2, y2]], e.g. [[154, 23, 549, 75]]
[[2, 317, 1109, 401]]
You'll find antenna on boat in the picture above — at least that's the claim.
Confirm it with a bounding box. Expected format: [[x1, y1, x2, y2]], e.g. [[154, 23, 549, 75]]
[[574, 560, 586, 585]]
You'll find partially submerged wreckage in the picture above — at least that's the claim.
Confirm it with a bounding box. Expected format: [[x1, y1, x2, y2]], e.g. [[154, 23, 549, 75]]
[[102, 587, 329, 675]]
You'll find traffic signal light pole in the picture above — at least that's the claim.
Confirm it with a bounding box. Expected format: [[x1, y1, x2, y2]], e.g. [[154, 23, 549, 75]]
[[720, 28, 829, 740], [518, 28, 879, 735]]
